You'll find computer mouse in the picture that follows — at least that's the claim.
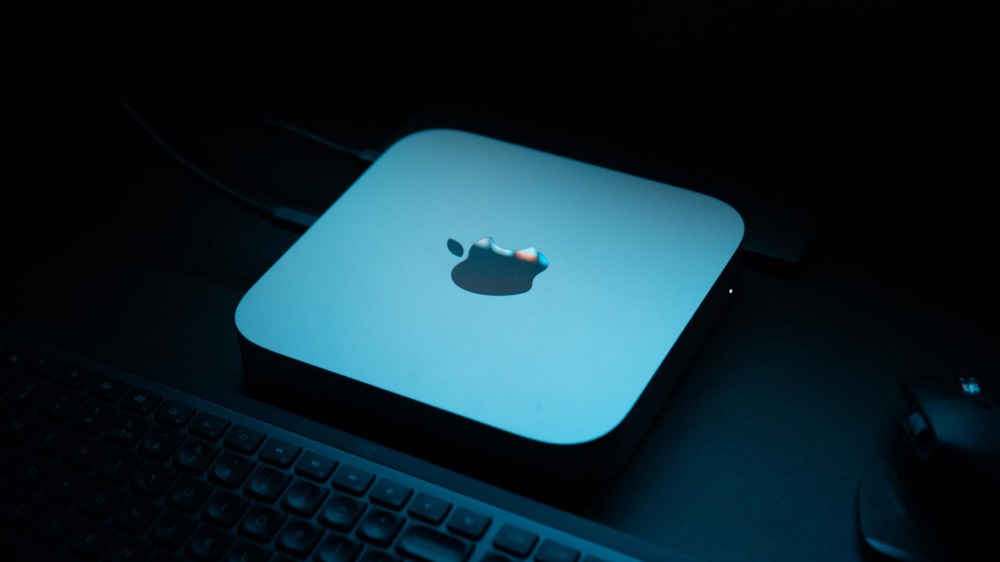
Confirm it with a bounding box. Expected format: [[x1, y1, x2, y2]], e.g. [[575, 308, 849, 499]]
[[858, 374, 1000, 562], [897, 375, 1000, 506]]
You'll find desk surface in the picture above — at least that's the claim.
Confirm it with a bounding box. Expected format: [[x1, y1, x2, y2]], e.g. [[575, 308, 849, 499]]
[[5, 5, 997, 562]]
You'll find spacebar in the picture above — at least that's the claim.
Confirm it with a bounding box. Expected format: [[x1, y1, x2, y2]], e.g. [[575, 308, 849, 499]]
[[396, 525, 471, 562]]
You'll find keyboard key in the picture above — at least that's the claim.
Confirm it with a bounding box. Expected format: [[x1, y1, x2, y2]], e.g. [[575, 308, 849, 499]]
[[282, 478, 328, 516], [369, 479, 412, 510], [106, 534, 154, 562], [211, 451, 256, 488], [0, 341, 25, 367], [24, 354, 64, 377], [356, 509, 402, 546], [114, 496, 161, 534], [64, 435, 106, 470], [149, 510, 198, 549], [97, 448, 143, 484], [155, 399, 196, 427], [239, 503, 286, 542], [33, 504, 80, 544], [223, 424, 264, 454], [447, 506, 491, 540], [8, 379, 45, 408], [224, 540, 270, 562], [89, 375, 128, 402], [140, 426, 185, 460], [258, 437, 300, 467], [149, 551, 185, 562], [407, 492, 451, 525], [79, 481, 126, 518], [315, 535, 362, 562], [55, 364, 95, 391], [202, 490, 247, 528], [276, 517, 324, 556], [29, 421, 72, 455], [318, 494, 365, 531], [39, 386, 82, 421], [331, 463, 374, 495], [535, 539, 581, 562], [295, 450, 337, 481], [187, 524, 233, 561], [44, 466, 91, 505], [106, 413, 150, 447], [11, 453, 55, 491], [72, 399, 118, 434], [493, 523, 539, 557], [131, 461, 177, 498], [2, 409, 39, 442], [120, 387, 161, 415], [245, 464, 289, 501], [174, 438, 220, 474], [167, 476, 212, 513], [68, 519, 118, 559], [0, 492, 44, 528], [190, 411, 230, 441], [358, 550, 400, 562], [398, 525, 471, 562]]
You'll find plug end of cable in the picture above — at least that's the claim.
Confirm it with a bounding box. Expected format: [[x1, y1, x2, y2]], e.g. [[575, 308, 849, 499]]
[[358, 148, 382, 163], [271, 206, 320, 231]]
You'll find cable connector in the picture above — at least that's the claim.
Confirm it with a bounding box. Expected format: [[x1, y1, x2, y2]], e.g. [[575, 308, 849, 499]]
[[358, 148, 383, 163], [271, 206, 320, 231], [250, 116, 382, 163]]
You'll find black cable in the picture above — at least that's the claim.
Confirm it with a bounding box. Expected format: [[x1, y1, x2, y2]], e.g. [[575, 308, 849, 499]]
[[78, 54, 383, 231], [247, 116, 383, 163], [110, 92, 322, 230], [77, 55, 284, 222], [112, 93, 277, 218]]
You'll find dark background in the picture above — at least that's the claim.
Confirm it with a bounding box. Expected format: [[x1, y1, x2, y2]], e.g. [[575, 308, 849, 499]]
[[4, 3, 998, 561]]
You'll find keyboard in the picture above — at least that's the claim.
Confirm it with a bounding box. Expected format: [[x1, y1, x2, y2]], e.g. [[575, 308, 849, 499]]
[[0, 334, 691, 562]]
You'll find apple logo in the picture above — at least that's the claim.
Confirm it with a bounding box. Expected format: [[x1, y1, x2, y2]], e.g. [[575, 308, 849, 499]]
[[448, 237, 549, 296]]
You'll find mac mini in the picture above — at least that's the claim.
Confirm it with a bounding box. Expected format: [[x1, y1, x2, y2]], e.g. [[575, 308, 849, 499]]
[[236, 129, 744, 484]]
